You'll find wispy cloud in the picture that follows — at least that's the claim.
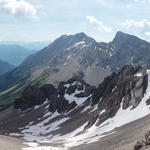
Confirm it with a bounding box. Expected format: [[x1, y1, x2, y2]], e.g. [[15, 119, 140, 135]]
[[86, 16, 112, 32], [144, 31, 150, 37], [126, 4, 133, 9], [0, 0, 37, 19], [134, 0, 150, 3], [121, 19, 150, 28]]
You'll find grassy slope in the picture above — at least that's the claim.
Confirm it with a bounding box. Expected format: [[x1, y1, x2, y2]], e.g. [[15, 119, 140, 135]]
[[0, 74, 47, 111]]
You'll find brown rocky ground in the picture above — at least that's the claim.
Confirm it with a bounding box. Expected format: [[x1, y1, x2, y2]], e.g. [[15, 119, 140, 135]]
[[0, 135, 24, 150]]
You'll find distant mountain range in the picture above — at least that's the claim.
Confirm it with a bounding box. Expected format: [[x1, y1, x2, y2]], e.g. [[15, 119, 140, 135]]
[[0, 45, 37, 66], [0, 59, 14, 75], [0, 41, 49, 50]]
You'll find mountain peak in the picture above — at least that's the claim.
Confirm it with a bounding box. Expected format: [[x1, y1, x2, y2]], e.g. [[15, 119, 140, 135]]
[[58, 32, 88, 40], [112, 31, 140, 46], [113, 31, 129, 41], [52, 32, 96, 47], [74, 32, 88, 38]]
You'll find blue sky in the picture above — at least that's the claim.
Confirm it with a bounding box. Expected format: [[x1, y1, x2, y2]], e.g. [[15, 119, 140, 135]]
[[0, 0, 150, 42]]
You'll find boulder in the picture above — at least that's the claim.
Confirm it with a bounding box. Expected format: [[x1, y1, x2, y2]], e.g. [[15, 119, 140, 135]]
[[133, 140, 145, 150], [66, 85, 77, 95], [145, 131, 150, 145], [14, 85, 46, 111]]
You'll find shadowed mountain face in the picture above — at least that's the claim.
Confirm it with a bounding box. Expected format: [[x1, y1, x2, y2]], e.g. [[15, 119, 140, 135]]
[[107, 31, 150, 70], [0, 59, 14, 75]]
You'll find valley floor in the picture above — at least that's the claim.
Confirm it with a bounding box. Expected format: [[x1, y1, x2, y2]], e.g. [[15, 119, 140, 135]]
[[1, 114, 150, 150], [0, 135, 24, 150]]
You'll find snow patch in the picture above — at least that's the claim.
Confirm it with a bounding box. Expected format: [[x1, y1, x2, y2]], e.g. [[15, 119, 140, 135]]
[[99, 109, 105, 115], [9, 133, 22, 136], [34, 100, 49, 110], [135, 72, 143, 77], [64, 89, 91, 106], [67, 55, 71, 60], [80, 105, 91, 113], [90, 104, 99, 113], [112, 86, 117, 93], [23, 142, 67, 150], [73, 41, 85, 47]]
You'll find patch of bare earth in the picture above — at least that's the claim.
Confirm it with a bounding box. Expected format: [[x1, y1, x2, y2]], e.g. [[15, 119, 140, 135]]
[[0, 135, 24, 150]]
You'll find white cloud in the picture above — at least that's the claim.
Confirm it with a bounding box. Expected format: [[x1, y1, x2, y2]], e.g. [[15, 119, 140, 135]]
[[144, 31, 150, 36], [134, 0, 150, 4], [121, 19, 150, 28], [126, 4, 133, 9], [0, 0, 37, 19], [86, 16, 112, 32]]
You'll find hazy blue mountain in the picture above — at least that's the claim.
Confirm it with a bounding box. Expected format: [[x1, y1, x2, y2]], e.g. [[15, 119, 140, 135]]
[[19, 41, 49, 50], [0, 41, 49, 50], [0, 59, 14, 75], [0, 44, 37, 66]]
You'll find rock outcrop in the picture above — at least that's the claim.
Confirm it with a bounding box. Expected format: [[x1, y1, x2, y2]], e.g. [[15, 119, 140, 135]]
[[14, 84, 57, 111], [14, 78, 96, 113], [86, 65, 148, 127], [134, 131, 150, 150]]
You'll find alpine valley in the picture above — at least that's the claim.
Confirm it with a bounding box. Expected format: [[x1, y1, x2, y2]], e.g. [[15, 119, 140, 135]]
[[1, 31, 150, 150]]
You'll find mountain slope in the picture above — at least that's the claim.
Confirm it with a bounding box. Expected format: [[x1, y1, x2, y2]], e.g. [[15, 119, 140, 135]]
[[0, 45, 37, 66], [1, 31, 150, 109], [0, 32, 111, 91], [0, 59, 14, 75], [107, 31, 150, 70], [0, 65, 150, 150]]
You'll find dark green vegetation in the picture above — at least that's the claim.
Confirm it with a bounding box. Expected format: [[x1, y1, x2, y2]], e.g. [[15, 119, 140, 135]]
[[0, 74, 48, 111]]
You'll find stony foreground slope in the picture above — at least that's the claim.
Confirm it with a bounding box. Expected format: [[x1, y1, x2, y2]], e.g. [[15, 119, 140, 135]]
[[1, 114, 150, 150]]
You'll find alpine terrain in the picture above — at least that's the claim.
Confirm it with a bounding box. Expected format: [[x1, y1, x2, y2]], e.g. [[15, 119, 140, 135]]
[[0, 32, 150, 150]]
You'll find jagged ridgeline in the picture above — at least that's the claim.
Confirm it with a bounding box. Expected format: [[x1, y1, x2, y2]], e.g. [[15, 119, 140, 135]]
[[1, 31, 150, 110]]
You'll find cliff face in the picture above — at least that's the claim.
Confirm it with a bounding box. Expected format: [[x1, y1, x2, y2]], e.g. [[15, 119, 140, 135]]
[[87, 65, 148, 128]]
